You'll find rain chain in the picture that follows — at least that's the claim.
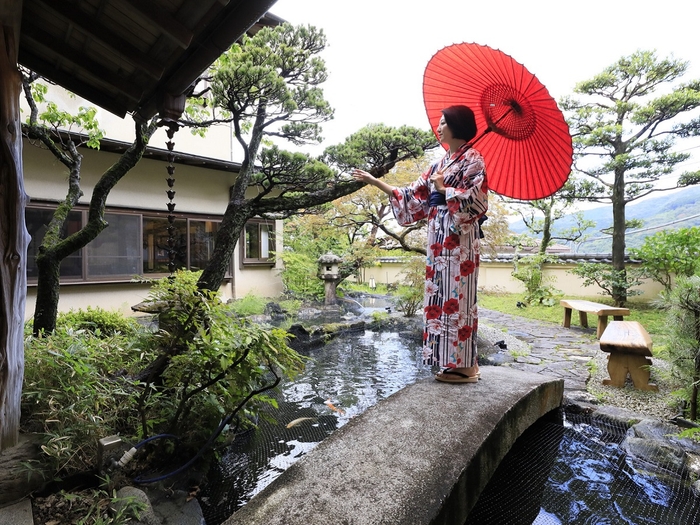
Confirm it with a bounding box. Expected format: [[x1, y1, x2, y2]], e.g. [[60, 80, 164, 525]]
[[163, 122, 179, 275]]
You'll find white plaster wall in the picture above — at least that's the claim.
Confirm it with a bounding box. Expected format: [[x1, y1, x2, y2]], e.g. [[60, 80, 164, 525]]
[[359, 259, 665, 302], [26, 283, 153, 321], [22, 143, 285, 322], [24, 142, 237, 214], [23, 86, 241, 163]]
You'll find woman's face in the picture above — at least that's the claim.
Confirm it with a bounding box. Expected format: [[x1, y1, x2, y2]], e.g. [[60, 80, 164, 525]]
[[437, 116, 453, 143]]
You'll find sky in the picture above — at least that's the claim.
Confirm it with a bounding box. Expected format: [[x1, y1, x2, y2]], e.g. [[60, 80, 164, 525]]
[[271, 0, 700, 169]]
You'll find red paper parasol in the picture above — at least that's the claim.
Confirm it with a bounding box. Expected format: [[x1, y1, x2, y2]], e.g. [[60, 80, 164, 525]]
[[423, 42, 573, 200]]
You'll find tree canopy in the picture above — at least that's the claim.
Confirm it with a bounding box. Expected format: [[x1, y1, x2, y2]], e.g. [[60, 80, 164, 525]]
[[561, 50, 700, 303], [182, 23, 436, 291]]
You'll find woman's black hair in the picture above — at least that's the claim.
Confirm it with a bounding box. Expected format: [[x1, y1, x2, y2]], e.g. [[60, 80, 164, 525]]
[[442, 105, 477, 142]]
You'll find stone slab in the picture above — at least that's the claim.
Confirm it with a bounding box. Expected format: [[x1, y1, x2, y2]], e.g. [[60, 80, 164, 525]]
[[0, 499, 33, 525]]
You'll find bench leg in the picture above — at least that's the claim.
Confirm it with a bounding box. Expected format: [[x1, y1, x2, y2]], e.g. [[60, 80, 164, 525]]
[[603, 353, 627, 387], [578, 311, 588, 329], [629, 356, 658, 392], [563, 308, 572, 328], [596, 316, 608, 339], [602, 353, 658, 391]]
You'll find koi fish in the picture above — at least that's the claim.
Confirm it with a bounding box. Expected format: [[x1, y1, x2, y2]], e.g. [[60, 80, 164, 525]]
[[324, 399, 345, 415], [286, 417, 315, 429]]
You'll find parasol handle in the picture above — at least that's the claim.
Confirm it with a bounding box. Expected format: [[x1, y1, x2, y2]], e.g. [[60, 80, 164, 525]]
[[469, 103, 516, 147], [468, 128, 490, 148]]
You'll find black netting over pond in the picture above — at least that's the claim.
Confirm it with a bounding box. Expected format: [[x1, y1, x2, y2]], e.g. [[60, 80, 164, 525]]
[[468, 410, 700, 525], [198, 326, 700, 525]]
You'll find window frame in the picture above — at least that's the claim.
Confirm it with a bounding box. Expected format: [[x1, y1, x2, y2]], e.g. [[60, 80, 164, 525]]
[[240, 218, 276, 267], [24, 202, 249, 285]]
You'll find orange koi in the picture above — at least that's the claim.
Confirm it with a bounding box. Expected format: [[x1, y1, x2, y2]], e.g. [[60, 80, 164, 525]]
[[324, 399, 345, 415]]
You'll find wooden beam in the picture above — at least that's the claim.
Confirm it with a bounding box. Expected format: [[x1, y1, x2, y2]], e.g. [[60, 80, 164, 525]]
[[29, 0, 165, 80], [122, 0, 194, 49], [0, 0, 29, 452], [21, 27, 144, 102], [17, 50, 131, 117]]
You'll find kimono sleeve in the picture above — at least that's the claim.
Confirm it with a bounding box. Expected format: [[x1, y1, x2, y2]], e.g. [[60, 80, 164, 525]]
[[388, 171, 431, 226]]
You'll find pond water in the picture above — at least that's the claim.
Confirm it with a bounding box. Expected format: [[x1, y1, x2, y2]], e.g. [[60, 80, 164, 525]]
[[199, 303, 700, 525]]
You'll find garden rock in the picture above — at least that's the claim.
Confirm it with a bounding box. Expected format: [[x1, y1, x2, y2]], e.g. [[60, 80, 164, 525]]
[[115, 487, 159, 525]]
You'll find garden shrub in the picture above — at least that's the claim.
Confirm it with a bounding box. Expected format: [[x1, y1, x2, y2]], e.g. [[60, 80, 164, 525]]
[[22, 328, 149, 475], [630, 227, 700, 293], [22, 270, 306, 479], [511, 254, 561, 306], [657, 275, 700, 421], [228, 292, 269, 316], [394, 257, 425, 317], [57, 306, 140, 336]]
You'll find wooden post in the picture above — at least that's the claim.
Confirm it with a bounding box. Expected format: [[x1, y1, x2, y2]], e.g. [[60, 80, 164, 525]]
[[0, 0, 29, 451]]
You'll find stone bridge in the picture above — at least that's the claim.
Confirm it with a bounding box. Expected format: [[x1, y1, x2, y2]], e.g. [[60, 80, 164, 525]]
[[224, 367, 564, 525]]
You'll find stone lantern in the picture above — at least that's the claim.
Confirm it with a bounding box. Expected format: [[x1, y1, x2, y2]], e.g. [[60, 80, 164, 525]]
[[318, 252, 343, 305]]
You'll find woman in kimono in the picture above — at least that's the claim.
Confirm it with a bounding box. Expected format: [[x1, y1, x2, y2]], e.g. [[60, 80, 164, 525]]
[[352, 105, 488, 383]]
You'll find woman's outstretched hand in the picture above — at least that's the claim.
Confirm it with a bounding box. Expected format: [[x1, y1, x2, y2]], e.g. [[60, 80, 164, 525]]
[[351, 169, 375, 185], [351, 168, 395, 197]]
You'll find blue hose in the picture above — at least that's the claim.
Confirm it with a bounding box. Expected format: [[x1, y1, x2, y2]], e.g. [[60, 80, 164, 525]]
[[131, 416, 233, 484], [135, 434, 178, 449]]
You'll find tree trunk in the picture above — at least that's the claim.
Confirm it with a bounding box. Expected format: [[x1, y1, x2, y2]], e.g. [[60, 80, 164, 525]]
[[611, 167, 627, 306], [198, 199, 252, 291], [539, 204, 552, 255], [197, 109, 265, 292], [33, 253, 62, 334], [0, 2, 28, 451], [0, 433, 46, 504], [29, 120, 156, 334]]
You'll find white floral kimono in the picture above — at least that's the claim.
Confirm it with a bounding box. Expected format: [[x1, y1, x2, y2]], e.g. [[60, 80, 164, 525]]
[[390, 143, 488, 368]]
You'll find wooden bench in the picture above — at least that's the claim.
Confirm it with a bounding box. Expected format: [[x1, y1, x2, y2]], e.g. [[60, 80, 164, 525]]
[[599, 321, 658, 391], [560, 299, 630, 339]]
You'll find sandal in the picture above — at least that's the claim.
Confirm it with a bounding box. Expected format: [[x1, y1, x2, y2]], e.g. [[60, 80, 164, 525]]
[[435, 368, 479, 383]]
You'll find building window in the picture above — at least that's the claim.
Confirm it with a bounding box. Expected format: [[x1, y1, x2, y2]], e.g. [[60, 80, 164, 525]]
[[24, 205, 255, 284], [189, 220, 220, 272], [241, 220, 275, 266], [142, 216, 187, 274], [26, 208, 83, 280], [88, 213, 141, 278]]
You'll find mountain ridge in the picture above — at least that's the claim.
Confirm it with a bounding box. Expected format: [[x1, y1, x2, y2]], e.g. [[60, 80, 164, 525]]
[[509, 186, 700, 253]]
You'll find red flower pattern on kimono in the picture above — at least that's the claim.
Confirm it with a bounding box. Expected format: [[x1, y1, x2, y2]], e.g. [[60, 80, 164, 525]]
[[443, 234, 460, 250], [389, 143, 488, 368], [424, 304, 443, 320], [460, 260, 475, 276], [414, 185, 429, 200], [430, 243, 444, 257], [442, 298, 459, 315], [458, 325, 473, 341]]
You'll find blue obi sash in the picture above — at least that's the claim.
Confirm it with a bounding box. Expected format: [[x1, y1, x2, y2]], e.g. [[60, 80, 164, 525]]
[[429, 191, 446, 207]]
